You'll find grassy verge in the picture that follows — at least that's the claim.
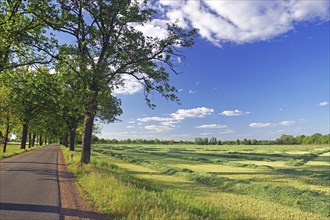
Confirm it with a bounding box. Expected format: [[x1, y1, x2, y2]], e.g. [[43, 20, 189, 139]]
[[0, 143, 44, 160]]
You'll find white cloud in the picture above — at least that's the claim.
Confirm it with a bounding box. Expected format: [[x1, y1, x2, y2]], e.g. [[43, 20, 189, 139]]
[[144, 0, 329, 45], [279, 120, 296, 126], [249, 122, 274, 128], [49, 68, 56, 75], [218, 129, 235, 135], [145, 125, 173, 132], [199, 132, 214, 136], [127, 125, 135, 128], [138, 107, 214, 132], [220, 110, 250, 116], [188, 90, 196, 94], [137, 116, 172, 123], [319, 101, 329, 106], [137, 117, 179, 128], [274, 130, 285, 134], [112, 74, 144, 95], [159, 0, 185, 8], [195, 124, 227, 129], [160, 121, 178, 127], [171, 107, 214, 120], [138, 107, 214, 122], [134, 19, 169, 39]]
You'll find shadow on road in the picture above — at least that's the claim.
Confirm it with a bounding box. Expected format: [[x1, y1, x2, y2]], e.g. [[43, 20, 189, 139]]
[[0, 202, 107, 220]]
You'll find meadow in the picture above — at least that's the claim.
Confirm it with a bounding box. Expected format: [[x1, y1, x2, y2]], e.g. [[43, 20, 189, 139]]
[[0, 143, 41, 159], [63, 144, 330, 220]]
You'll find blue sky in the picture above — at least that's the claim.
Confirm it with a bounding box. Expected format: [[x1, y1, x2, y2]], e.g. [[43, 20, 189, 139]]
[[97, 1, 329, 141]]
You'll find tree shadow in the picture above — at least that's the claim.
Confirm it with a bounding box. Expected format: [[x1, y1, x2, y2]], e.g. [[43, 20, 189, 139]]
[[1, 161, 60, 165], [0, 202, 111, 220]]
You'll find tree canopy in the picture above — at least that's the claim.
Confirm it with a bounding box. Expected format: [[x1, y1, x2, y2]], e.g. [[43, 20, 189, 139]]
[[0, 0, 54, 72]]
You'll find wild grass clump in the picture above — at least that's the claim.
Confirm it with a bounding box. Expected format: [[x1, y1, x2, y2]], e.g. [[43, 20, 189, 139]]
[[91, 158, 118, 170], [287, 159, 305, 166]]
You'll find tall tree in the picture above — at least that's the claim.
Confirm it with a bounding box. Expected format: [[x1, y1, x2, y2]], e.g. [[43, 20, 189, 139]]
[[1, 68, 58, 149], [0, 82, 18, 152], [33, 0, 196, 164], [0, 0, 54, 72], [55, 66, 86, 151]]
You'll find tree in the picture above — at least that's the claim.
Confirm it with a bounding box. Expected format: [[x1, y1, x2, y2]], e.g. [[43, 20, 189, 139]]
[[320, 134, 329, 144], [277, 134, 295, 145], [33, 0, 196, 164], [195, 137, 203, 145], [310, 133, 322, 144], [0, 0, 54, 72], [295, 135, 305, 144], [243, 139, 248, 145], [303, 136, 312, 144], [251, 139, 258, 145], [209, 137, 217, 145], [54, 66, 86, 151], [0, 78, 18, 152], [1, 67, 58, 149]]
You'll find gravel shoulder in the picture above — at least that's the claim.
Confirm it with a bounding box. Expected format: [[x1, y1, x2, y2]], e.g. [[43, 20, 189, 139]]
[[57, 147, 108, 220]]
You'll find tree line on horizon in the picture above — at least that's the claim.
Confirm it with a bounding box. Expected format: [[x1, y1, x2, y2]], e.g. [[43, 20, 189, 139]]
[[91, 133, 329, 145]]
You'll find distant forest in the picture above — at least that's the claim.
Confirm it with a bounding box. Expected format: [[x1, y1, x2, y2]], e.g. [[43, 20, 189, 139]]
[[93, 133, 329, 145]]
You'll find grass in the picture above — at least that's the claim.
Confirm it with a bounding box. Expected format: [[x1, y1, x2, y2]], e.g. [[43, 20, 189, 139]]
[[62, 144, 330, 219], [0, 142, 43, 159]]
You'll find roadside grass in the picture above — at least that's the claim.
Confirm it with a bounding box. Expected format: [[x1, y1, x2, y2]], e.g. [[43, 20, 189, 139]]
[[0, 143, 43, 160], [62, 144, 329, 219]]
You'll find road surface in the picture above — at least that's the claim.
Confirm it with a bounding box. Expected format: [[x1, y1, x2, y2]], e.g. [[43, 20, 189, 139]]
[[0, 144, 61, 220]]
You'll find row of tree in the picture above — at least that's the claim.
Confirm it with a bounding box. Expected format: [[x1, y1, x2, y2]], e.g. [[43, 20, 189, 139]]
[[194, 134, 329, 145], [91, 133, 329, 145], [0, 0, 196, 164]]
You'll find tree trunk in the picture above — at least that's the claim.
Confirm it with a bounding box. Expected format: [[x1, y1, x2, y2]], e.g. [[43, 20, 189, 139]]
[[2, 121, 9, 153], [32, 133, 36, 147], [69, 128, 76, 151], [64, 132, 69, 147], [39, 134, 43, 146], [80, 91, 98, 164], [80, 113, 95, 164], [21, 122, 28, 149], [28, 133, 32, 148]]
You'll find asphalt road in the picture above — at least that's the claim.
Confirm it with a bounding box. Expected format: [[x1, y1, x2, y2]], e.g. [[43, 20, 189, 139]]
[[0, 144, 60, 220]]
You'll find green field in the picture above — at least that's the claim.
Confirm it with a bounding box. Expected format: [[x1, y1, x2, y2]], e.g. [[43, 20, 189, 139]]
[[0, 143, 41, 159], [63, 144, 330, 219]]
